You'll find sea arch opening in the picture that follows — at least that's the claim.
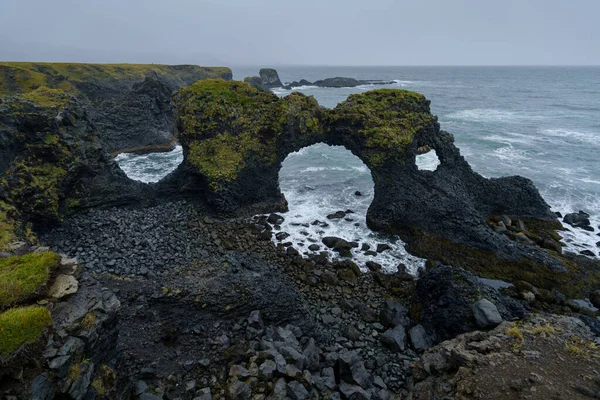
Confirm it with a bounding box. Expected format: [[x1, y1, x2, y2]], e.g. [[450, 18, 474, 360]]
[[274, 142, 425, 274], [114, 145, 184, 184]]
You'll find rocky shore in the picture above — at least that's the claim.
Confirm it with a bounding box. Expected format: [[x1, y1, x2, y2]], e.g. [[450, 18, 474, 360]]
[[1, 63, 600, 399], [244, 68, 394, 91]]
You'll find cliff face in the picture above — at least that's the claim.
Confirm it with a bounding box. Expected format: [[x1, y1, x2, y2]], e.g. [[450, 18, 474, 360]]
[[0, 62, 232, 153], [0, 88, 149, 240]]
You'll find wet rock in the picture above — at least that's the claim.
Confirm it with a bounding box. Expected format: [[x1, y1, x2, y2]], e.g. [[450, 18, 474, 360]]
[[564, 211, 591, 229], [275, 232, 290, 241], [365, 261, 382, 272], [472, 299, 503, 328], [267, 213, 285, 225], [581, 250, 596, 257], [376, 244, 392, 253], [322, 237, 352, 250], [380, 326, 407, 352], [308, 244, 320, 251], [327, 211, 347, 220], [355, 191, 362, 196]]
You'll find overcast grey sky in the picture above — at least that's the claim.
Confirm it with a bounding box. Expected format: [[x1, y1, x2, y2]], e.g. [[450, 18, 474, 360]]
[[1, 0, 598, 66]]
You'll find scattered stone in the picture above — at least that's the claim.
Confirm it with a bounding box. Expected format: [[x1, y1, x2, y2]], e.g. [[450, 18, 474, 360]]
[[380, 300, 410, 328], [336, 351, 372, 389], [355, 191, 362, 196], [581, 250, 596, 257], [564, 211, 591, 229]]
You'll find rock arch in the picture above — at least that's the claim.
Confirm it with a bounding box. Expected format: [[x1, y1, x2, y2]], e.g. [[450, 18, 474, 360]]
[[169, 79, 582, 291]]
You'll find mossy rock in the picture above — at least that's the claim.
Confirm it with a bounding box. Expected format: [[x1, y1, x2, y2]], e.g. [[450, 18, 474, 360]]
[[175, 79, 286, 184], [0, 252, 60, 308], [0, 305, 52, 359], [330, 89, 437, 166]]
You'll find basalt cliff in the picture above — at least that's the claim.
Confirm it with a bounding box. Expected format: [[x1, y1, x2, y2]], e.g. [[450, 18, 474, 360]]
[[1, 66, 600, 400]]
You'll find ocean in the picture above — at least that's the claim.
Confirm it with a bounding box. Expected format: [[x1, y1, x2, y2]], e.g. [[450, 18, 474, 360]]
[[116, 66, 600, 271]]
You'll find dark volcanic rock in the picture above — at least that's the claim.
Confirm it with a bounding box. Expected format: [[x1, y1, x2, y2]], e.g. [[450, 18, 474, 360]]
[[172, 80, 587, 294], [259, 68, 283, 88], [416, 265, 527, 343], [564, 211, 591, 229]]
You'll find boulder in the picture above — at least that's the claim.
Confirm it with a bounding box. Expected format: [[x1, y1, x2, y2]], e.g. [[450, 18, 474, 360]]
[[564, 211, 591, 228], [472, 299, 503, 328], [379, 299, 410, 328], [47, 275, 79, 299], [409, 324, 432, 351], [380, 326, 407, 352], [416, 265, 527, 342], [335, 351, 372, 389]]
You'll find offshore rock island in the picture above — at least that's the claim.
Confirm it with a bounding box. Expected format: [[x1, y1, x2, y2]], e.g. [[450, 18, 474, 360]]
[[1, 63, 600, 400]]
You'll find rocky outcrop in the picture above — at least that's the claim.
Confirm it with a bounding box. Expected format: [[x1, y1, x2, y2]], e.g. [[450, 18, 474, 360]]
[[0, 89, 150, 234], [243, 68, 395, 90], [0, 62, 232, 153], [170, 79, 599, 296]]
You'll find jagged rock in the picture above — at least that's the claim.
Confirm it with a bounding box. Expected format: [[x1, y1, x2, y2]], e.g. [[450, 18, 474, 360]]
[[564, 211, 591, 228], [380, 300, 410, 328], [30, 373, 55, 400], [338, 381, 372, 400], [336, 351, 372, 389], [259, 68, 283, 88], [268, 213, 285, 225], [47, 275, 79, 299], [380, 326, 407, 352], [287, 381, 309, 400], [409, 324, 433, 351], [590, 290, 600, 309], [248, 310, 264, 330], [227, 379, 251, 400], [417, 266, 526, 343]]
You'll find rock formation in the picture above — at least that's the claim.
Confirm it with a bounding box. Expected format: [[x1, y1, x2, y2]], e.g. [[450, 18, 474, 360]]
[[243, 68, 395, 90], [170, 79, 597, 295]]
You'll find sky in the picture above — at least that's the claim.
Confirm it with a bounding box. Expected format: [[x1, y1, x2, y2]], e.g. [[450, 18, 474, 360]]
[[1, 0, 599, 66]]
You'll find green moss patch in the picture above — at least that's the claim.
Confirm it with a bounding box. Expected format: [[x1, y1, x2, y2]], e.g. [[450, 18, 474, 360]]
[[175, 79, 285, 184], [0, 252, 60, 307], [332, 89, 437, 166], [21, 86, 71, 109], [0, 305, 52, 357]]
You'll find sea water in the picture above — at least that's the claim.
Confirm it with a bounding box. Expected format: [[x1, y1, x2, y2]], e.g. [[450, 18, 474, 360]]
[[116, 67, 600, 270]]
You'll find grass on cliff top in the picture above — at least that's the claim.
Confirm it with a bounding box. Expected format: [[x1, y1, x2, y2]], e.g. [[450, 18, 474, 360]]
[[0, 252, 60, 308], [21, 86, 71, 109], [0, 305, 52, 357], [0, 62, 231, 96]]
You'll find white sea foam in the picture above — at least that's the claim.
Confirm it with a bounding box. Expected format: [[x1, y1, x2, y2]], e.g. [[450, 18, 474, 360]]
[[115, 145, 183, 183], [446, 109, 544, 123], [416, 151, 440, 171], [541, 128, 600, 147], [491, 145, 528, 161]]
